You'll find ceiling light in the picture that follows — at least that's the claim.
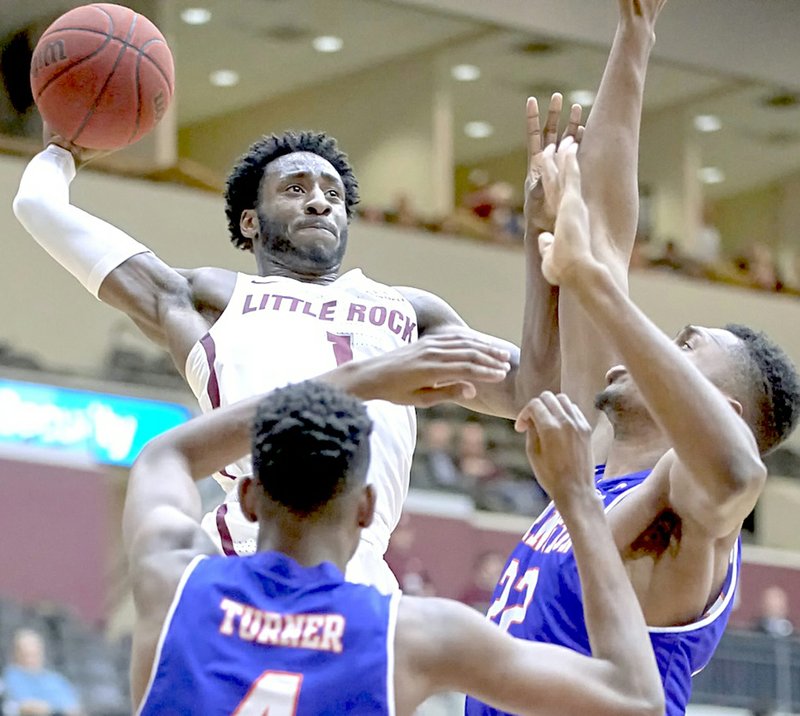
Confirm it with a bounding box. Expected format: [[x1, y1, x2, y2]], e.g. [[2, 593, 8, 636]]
[[312, 36, 343, 53], [568, 89, 595, 107], [209, 70, 239, 87], [698, 167, 725, 184], [694, 114, 722, 133], [451, 64, 481, 82], [464, 121, 494, 139], [180, 8, 211, 25]]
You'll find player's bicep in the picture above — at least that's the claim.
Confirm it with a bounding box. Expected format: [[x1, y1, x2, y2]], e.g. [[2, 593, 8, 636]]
[[123, 446, 206, 551], [98, 253, 192, 332], [126, 508, 215, 630]]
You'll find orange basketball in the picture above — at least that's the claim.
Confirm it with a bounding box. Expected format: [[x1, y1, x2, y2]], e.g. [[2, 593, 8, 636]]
[[30, 3, 175, 150]]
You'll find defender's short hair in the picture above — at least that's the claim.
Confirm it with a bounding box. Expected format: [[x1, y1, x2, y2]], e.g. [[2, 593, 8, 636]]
[[225, 131, 360, 251], [251, 381, 372, 515], [725, 323, 800, 452]]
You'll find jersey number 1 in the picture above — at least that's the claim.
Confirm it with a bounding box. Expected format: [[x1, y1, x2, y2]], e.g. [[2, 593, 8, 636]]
[[486, 560, 539, 632], [327, 332, 353, 366], [233, 670, 303, 716]]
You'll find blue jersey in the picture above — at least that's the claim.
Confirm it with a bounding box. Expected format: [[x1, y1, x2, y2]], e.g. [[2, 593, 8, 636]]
[[465, 466, 740, 716], [138, 551, 399, 715]]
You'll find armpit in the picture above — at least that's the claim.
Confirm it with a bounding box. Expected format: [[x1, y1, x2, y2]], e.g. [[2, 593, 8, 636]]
[[625, 509, 682, 559]]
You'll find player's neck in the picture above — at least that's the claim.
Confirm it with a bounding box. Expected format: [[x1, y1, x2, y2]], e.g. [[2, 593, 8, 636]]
[[256, 520, 351, 573], [255, 257, 340, 285], [604, 429, 668, 478]]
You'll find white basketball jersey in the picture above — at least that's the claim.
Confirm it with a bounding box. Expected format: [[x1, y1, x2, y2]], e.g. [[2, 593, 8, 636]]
[[185, 269, 418, 554]]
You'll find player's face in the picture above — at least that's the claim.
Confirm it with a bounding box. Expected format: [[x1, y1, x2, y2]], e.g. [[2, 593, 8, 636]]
[[254, 152, 349, 274], [595, 325, 742, 421]]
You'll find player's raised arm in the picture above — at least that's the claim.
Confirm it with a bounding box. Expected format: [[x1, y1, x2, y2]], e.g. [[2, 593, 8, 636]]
[[557, 0, 667, 425], [12, 139, 222, 363], [395, 392, 663, 716], [540, 143, 767, 538], [403, 97, 586, 420], [515, 94, 584, 405], [580, 0, 666, 262]]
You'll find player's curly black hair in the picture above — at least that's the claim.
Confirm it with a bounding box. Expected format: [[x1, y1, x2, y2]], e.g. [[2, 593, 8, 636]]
[[724, 323, 800, 453], [251, 381, 373, 516], [224, 131, 360, 251]]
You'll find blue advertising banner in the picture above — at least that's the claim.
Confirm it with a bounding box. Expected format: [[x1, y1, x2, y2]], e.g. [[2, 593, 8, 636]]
[[0, 378, 192, 467]]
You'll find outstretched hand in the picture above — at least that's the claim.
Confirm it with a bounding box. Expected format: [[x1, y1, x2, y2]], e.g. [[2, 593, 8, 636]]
[[535, 137, 593, 287], [619, 0, 668, 38], [524, 93, 583, 236], [515, 391, 595, 501], [351, 331, 511, 408]]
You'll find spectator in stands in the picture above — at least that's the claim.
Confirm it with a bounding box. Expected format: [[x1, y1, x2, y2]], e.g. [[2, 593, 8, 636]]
[[458, 421, 506, 495], [2, 629, 82, 716], [457, 422, 504, 484], [783, 249, 800, 293], [412, 418, 462, 490], [457, 421, 534, 513], [734, 242, 782, 292], [650, 239, 686, 272], [459, 550, 507, 613], [694, 203, 722, 268], [398, 556, 438, 597], [751, 243, 781, 291], [384, 513, 417, 579], [444, 173, 524, 243], [385, 192, 420, 228], [485, 182, 524, 243], [753, 585, 794, 638]]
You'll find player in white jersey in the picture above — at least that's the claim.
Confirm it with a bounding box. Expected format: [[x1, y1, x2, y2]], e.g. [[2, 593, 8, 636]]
[[13, 114, 573, 590], [187, 268, 422, 589]]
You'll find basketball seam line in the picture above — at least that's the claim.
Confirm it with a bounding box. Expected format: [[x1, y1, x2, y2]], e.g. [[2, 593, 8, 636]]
[[37, 28, 172, 92], [33, 32, 114, 99], [130, 47, 144, 144], [71, 12, 138, 145]]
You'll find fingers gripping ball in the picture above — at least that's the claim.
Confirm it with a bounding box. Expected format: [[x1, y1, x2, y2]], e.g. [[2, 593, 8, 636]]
[[30, 3, 175, 150]]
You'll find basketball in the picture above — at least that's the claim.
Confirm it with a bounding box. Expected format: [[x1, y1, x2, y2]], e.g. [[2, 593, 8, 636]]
[[30, 3, 175, 151]]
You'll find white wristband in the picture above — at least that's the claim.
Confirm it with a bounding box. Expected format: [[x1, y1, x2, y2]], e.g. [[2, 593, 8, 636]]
[[12, 145, 152, 298]]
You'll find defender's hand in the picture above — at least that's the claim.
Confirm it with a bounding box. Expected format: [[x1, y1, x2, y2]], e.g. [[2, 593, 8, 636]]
[[524, 93, 583, 236], [515, 391, 595, 501], [619, 0, 668, 40], [536, 139, 593, 287], [352, 332, 511, 408]]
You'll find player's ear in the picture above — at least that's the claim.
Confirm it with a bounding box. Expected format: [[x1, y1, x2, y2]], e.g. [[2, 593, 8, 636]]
[[357, 484, 376, 529], [238, 477, 260, 523], [240, 209, 260, 241]]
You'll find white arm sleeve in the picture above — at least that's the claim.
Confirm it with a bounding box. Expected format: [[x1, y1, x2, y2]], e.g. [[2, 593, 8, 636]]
[[12, 145, 152, 299]]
